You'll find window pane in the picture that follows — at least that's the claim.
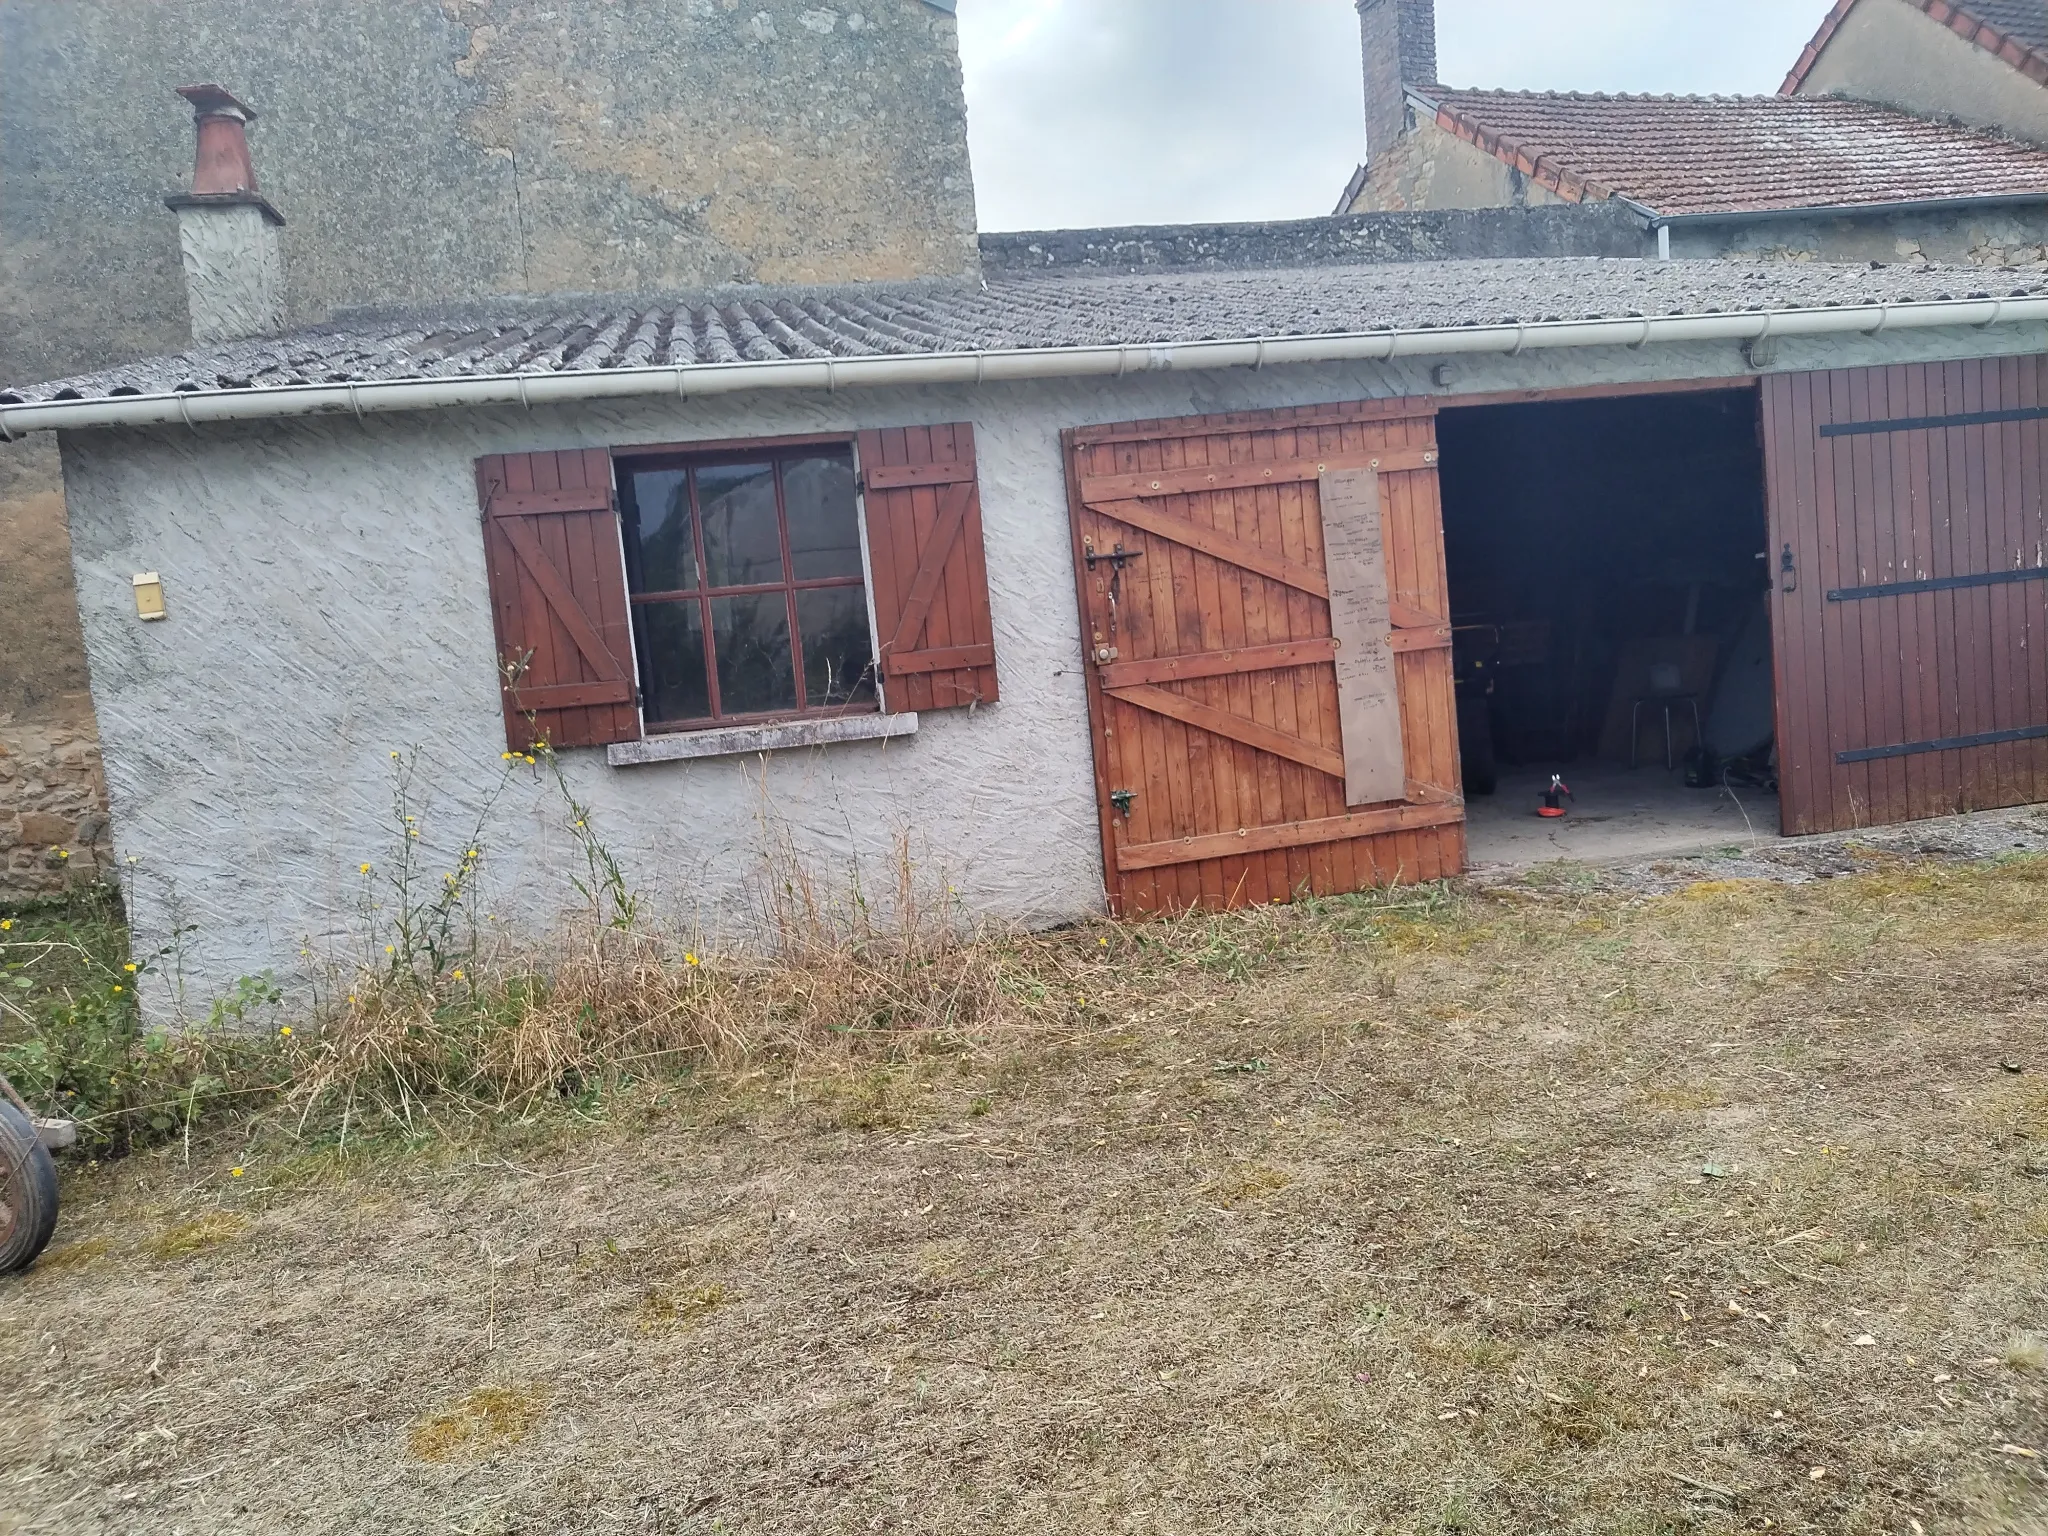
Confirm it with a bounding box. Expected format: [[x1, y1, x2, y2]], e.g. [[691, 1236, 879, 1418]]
[[795, 586, 877, 708], [782, 455, 863, 580], [634, 599, 709, 724], [711, 593, 797, 715], [696, 463, 783, 589], [626, 469, 697, 594]]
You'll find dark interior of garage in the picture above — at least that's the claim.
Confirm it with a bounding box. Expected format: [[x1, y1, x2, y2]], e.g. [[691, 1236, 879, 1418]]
[[1435, 388, 1777, 813]]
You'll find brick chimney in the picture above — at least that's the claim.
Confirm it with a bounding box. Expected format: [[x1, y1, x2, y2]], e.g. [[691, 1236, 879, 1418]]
[[163, 85, 286, 346], [1358, 0, 1438, 167]]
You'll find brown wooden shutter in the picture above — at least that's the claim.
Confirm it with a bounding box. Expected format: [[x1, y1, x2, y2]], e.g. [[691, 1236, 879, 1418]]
[[475, 447, 640, 751], [857, 423, 1000, 711]]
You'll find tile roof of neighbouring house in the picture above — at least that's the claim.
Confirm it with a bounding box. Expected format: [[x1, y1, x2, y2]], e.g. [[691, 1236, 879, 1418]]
[[1416, 87, 2048, 218], [7, 257, 2048, 407], [1785, 0, 2048, 95]]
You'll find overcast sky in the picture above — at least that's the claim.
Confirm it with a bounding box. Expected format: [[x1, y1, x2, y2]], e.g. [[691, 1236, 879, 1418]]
[[956, 0, 1843, 231]]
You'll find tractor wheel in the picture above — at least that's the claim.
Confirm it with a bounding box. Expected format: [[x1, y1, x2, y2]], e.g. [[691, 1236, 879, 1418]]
[[0, 1099, 58, 1275]]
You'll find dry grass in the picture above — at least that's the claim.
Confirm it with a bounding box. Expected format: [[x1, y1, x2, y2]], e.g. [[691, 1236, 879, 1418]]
[[405, 1384, 550, 1463], [138, 1211, 251, 1262], [6, 856, 2048, 1534]]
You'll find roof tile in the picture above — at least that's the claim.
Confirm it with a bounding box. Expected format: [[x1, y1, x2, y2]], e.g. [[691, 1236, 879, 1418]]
[[1421, 88, 2048, 218], [9, 257, 2048, 406]]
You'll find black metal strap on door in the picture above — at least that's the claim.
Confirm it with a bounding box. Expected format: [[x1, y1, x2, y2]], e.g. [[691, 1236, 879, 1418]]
[[1840, 722, 2048, 764], [1828, 564, 2048, 602], [1821, 405, 2048, 439]]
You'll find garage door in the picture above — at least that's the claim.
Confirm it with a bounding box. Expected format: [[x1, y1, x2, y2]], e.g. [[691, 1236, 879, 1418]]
[[1063, 399, 1465, 916], [1764, 358, 2048, 835]]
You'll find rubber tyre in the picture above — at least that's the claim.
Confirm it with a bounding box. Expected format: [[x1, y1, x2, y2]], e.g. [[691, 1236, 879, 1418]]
[[0, 1099, 58, 1275]]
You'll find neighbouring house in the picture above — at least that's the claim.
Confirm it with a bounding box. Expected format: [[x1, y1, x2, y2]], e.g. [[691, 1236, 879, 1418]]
[[0, 0, 976, 900], [1785, 0, 2048, 146], [15, 89, 2048, 1023], [1339, 0, 2048, 265]]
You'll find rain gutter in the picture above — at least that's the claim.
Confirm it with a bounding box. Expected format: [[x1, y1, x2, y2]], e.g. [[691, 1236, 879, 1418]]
[[4, 294, 2048, 438]]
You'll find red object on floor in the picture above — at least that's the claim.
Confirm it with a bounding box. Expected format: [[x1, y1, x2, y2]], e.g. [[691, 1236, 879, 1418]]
[[1538, 774, 1573, 818]]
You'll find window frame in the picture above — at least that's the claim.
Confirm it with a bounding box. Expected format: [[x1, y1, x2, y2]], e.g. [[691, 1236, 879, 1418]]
[[614, 436, 883, 735]]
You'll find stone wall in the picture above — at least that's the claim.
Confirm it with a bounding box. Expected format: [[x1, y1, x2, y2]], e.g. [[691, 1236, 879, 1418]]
[[1669, 204, 2048, 266], [1346, 118, 1572, 215], [0, 712, 114, 901], [980, 206, 1650, 273], [0, 0, 977, 902]]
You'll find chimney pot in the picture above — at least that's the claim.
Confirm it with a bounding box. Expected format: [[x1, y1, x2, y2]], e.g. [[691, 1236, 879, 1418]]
[[177, 83, 264, 198]]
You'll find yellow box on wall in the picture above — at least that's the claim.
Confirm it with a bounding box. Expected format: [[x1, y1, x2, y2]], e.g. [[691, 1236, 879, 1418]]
[[132, 572, 166, 621]]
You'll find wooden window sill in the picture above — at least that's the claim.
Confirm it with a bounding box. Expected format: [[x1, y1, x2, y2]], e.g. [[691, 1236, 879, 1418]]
[[606, 712, 920, 767]]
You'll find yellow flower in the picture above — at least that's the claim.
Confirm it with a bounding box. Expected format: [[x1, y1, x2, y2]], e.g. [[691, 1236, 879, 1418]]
[[1, 919, 12, 931], [390, 750, 401, 759], [111, 984, 123, 994], [279, 1026, 293, 1038], [452, 969, 465, 982], [124, 963, 137, 973], [385, 945, 395, 955], [523, 755, 536, 766], [575, 820, 586, 830], [231, 1167, 244, 1178], [685, 953, 700, 967], [502, 752, 514, 761], [348, 994, 359, 1005], [359, 863, 372, 875], [56, 850, 69, 860]]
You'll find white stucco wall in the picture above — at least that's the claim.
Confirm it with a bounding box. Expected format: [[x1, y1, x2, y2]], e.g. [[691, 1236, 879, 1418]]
[[56, 321, 2048, 1020], [173, 203, 286, 346]]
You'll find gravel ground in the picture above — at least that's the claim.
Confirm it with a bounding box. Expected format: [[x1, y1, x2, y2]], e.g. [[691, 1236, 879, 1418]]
[[1474, 805, 2048, 899]]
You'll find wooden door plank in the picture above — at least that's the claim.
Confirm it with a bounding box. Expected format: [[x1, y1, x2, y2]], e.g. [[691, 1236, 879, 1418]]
[[1215, 434, 1272, 907], [1319, 466, 1406, 807], [1105, 682, 1346, 781], [1090, 497, 1332, 598], [1078, 445, 1438, 503], [1096, 638, 1339, 689], [1959, 362, 1996, 806], [1118, 801, 1464, 872], [1145, 429, 1205, 912], [2019, 360, 2048, 807], [1267, 433, 1319, 898]]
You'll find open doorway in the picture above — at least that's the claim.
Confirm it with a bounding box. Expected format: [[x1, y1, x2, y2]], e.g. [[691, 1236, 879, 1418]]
[[1437, 387, 1781, 866]]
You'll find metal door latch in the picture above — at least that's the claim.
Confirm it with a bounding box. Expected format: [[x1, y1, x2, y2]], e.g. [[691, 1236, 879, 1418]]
[[1110, 789, 1137, 820], [1084, 542, 1143, 574]]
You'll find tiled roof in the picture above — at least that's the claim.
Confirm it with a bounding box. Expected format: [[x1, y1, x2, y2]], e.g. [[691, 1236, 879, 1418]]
[[8, 258, 2048, 405], [1418, 88, 2048, 218], [1785, 0, 2048, 95]]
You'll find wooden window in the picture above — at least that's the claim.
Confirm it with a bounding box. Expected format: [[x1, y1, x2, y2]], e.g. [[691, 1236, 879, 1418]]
[[617, 446, 880, 731], [476, 448, 640, 753]]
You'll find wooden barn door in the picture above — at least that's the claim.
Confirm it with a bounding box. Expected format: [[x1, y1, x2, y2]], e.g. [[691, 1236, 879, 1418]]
[[1064, 400, 1465, 916], [1763, 357, 2048, 835]]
